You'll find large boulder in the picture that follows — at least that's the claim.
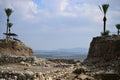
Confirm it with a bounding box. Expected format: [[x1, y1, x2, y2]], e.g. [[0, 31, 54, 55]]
[[0, 39, 34, 56]]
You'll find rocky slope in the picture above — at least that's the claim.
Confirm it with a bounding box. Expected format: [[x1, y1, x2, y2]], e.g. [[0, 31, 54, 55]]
[[83, 35, 120, 80], [0, 39, 33, 56], [86, 35, 120, 63]]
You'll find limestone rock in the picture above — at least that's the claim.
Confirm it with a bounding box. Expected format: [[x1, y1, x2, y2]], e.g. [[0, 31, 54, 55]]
[[77, 74, 94, 80]]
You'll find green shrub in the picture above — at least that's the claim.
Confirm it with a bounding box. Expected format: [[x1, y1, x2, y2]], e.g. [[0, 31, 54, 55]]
[[101, 30, 110, 36]]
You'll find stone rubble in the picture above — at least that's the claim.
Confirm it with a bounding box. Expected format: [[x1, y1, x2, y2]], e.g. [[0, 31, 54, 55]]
[[0, 55, 35, 65], [0, 66, 75, 80], [0, 56, 120, 80], [0, 56, 77, 80]]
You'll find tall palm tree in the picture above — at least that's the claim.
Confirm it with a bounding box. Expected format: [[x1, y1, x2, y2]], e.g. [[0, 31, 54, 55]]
[[99, 4, 109, 34], [5, 8, 13, 39], [116, 24, 120, 35]]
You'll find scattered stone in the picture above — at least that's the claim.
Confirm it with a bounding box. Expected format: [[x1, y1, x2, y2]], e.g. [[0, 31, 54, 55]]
[[0, 54, 119, 80], [0, 56, 35, 65], [77, 74, 93, 80], [20, 61, 31, 67]]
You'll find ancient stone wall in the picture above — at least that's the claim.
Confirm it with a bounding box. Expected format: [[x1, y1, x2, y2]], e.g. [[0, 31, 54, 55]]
[[0, 56, 35, 65]]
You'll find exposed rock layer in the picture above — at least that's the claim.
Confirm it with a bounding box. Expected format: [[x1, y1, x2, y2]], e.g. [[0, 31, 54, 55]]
[[0, 39, 34, 56], [86, 35, 120, 63]]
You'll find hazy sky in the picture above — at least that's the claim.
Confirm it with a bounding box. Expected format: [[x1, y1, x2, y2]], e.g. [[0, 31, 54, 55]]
[[0, 0, 120, 50]]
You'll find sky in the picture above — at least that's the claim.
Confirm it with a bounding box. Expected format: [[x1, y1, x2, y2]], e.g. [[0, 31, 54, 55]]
[[0, 0, 120, 50]]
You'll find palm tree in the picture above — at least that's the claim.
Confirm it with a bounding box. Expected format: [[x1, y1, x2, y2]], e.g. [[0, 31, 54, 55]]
[[8, 22, 13, 33], [5, 8, 13, 39], [116, 24, 120, 35], [99, 4, 109, 35]]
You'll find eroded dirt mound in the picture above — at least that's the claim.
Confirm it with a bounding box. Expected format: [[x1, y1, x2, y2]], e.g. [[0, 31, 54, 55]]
[[0, 39, 33, 56]]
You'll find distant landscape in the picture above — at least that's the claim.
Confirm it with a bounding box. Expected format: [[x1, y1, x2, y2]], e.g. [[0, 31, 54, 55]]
[[34, 48, 88, 60]]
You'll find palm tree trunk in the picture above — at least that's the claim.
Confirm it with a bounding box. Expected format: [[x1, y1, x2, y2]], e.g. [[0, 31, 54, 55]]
[[103, 16, 107, 33], [118, 29, 120, 35], [6, 18, 9, 40]]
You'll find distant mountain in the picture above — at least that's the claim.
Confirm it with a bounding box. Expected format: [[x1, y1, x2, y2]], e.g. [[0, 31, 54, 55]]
[[34, 47, 88, 54], [57, 47, 88, 53], [34, 48, 88, 59]]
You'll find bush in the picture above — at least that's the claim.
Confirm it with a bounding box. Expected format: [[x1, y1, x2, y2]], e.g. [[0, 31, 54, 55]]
[[101, 30, 110, 36]]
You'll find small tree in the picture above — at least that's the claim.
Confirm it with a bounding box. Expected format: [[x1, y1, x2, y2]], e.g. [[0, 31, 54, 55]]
[[8, 22, 13, 33], [5, 8, 13, 39], [115, 24, 120, 35], [99, 4, 109, 36]]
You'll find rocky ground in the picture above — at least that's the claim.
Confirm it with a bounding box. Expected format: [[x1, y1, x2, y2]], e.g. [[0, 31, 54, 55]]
[[0, 56, 120, 80]]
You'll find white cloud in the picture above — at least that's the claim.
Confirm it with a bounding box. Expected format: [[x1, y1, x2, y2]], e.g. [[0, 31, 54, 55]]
[[0, 0, 41, 22], [60, 0, 68, 11], [0, 0, 120, 50], [13, 0, 39, 21]]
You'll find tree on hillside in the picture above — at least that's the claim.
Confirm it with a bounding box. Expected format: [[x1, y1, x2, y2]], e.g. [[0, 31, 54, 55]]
[[99, 4, 109, 36], [116, 24, 120, 35], [5, 8, 13, 39]]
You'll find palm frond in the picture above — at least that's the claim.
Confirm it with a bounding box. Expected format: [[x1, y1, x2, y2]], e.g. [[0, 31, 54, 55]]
[[102, 4, 109, 15], [116, 24, 120, 29], [98, 5, 102, 12], [5, 8, 13, 17], [8, 22, 13, 28]]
